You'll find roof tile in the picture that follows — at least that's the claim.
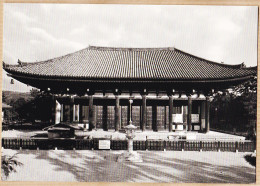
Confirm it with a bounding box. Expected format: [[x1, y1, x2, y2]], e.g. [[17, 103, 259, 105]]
[[3, 46, 257, 81]]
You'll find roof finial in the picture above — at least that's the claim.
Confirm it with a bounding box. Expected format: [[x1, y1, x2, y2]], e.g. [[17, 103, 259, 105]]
[[18, 59, 22, 65], [2, 61, 6, 68], [241, 62, 246, 68]]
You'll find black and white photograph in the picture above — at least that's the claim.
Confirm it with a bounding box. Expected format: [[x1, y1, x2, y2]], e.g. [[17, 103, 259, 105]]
[[1, 3, 258, 183]]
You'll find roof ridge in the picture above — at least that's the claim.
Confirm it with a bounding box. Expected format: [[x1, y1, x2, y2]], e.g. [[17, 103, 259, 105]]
[[88, 45, 175, 51]]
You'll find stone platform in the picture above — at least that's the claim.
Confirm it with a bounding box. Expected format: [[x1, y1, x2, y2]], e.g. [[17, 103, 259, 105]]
[[75, 130, 246, 141]]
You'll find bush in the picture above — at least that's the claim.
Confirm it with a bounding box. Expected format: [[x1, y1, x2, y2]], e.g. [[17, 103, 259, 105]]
[[1, 153, 23, 180], [244, 154, 256, 167]]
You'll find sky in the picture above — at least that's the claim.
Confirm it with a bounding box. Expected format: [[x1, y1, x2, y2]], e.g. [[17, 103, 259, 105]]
[[2, 4, 258, 92]]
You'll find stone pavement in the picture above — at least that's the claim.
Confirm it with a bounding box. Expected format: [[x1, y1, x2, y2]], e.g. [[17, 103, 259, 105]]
[[2, 149, 255, 183]]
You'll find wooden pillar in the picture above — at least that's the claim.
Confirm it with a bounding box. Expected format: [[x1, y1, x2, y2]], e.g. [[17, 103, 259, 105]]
[[200, 101, 206, 131], [205, 96, 210, 133], [69, 97, 74, 123], [187, 96, 192, 131], [73, 105, 75, 121], [62, 104, 67, 122], [169, 95, 173, 132], [103, 106, 108, 131], [51, 95, 56, 124], [152, 105, 157, 131], [60, 104, 64, 122], [75, 104, 80, 122], [115, 96, 120, 131], [127, 103, 130, 125], [141, 95, 147, 131], [79, 104, 83, 123], [89, 95, 95, 130]]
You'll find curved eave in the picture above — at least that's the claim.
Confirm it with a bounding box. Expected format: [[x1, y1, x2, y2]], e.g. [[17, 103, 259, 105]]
[[173, 49, 248, 69], [6, 71, 256, 84]]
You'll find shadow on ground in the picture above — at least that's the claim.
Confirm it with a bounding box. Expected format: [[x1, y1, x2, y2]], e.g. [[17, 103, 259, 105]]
[[14, 150, 255, 183]]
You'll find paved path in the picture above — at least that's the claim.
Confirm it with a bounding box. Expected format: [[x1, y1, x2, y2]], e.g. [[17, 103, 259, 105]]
[[2, 149, 255, 183]]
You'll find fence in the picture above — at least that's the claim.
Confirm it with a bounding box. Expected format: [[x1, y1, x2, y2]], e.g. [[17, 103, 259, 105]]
[[2, 138, 256, 152]]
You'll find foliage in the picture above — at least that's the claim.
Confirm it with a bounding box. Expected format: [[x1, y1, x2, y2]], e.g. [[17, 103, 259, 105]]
[[30, 88, 41, 98], [232, 76, 257, 95], [1, 153, 23, 180], [210, 77, 257, 140], [2, 91, 33, 122], [2, 89, 53, 123], [244, 154, 256, 167]]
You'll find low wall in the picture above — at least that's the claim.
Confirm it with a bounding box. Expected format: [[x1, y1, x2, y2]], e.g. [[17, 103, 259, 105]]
[[1, 138, 256, 152]]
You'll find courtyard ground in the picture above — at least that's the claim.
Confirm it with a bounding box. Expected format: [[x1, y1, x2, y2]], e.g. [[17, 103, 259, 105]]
[[1, 149, 255, 183], [1, 129, 246, 141]]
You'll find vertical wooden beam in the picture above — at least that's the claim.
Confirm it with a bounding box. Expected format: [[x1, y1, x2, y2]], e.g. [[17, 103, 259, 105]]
[[187, 96, 192, 131], [60, 104, 63, 122], [89, 95, 95, 130], [200, 101, 206, 132], [73, 105, 75, 121], [141, 95, 147, 131], [73, 105, 76, 121], [152, 105, 157, 131], [115, 96, 120, 131], [63, 104, 67, 122], [103, 106, 108, 131], [51, 95, 56, 124], [79, 104, 83, 123], [127, 103, 130, 125], [69, 97, 74, 123], [169, 95, 173, 132], [77, 105, 80, 122], [164, 106, 167, 130], [205, 96, 210, 133]]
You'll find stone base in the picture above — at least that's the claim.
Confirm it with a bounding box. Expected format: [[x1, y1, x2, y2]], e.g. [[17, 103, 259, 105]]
[[117, 151, 143, 163]]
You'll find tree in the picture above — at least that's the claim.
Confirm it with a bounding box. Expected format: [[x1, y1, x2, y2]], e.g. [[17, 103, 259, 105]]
[[210, 76, 257, 140], [30, 88, 41, 98], [2, 90, 53, 124]]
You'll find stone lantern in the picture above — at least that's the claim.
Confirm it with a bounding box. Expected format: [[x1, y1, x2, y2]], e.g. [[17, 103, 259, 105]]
[[117, 124, 143, 162], [125, 124, 137, 153]]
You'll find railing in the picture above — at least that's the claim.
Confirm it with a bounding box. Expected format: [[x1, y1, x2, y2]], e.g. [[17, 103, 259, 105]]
[[1, 138, 256, 152]]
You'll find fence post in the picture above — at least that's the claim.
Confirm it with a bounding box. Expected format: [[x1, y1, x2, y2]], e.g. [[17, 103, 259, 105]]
[[91, 139, 94, 150], [163, 141, 166, 151], [19, 138, 22, 151], [20, 138, 22, 150], [182, 141, 185, 151], [200, 141, 202, 152], [2, 139, 4, 149], [110, 140, 113, 150], [235, 141, 238, 153], [1, 138, 4, 150], [145, 136, 148, 151]]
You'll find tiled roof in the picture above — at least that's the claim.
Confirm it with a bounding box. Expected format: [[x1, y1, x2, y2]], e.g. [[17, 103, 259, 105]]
[[3, 46, 257, 82]]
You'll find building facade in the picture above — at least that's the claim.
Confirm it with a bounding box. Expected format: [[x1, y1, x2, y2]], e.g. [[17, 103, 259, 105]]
[[3, 46, 257, 132]]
